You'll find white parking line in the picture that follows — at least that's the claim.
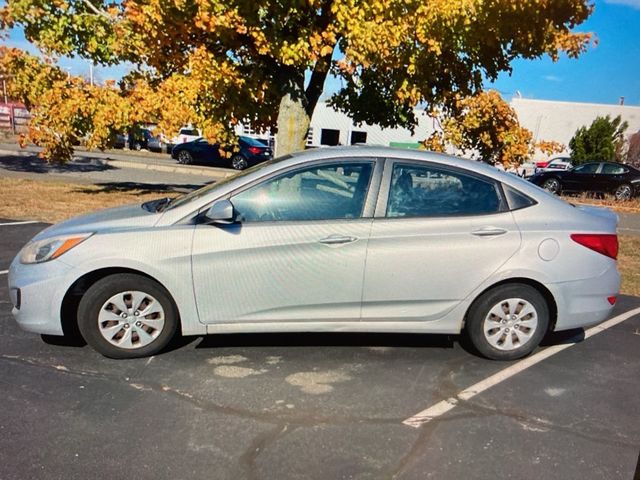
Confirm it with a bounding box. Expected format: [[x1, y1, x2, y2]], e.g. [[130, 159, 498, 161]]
[[403, 306, 640, 428], [0, 220, 39, 226], [0, 270, 8, 275]]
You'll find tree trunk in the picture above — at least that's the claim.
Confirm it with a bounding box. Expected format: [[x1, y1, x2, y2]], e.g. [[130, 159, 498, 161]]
[[275, 92, 311, 157]]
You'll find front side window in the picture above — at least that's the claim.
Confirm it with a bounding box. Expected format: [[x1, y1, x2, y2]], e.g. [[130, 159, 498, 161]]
[[573, 163, 599, 174], [386, 164, 502, 218], [231, 162, 373, 222]]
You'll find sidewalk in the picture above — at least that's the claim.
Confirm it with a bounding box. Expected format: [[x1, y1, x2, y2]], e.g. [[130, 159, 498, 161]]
[[0, 143, 235, 180]]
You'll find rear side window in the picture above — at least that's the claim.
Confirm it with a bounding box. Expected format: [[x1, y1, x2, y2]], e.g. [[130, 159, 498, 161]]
[[386, 164, 503, 218], [503, 185, 537, 211], [180, 129, 199, 136], [602, 163, 627, 175]]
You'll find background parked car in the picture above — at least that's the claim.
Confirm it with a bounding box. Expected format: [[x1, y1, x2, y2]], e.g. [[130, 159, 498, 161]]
[[529, 161, 640, 200], [535, 156, 573, 174], [128, 128, 155, 151], [517, 161, 536, 178], [171, 127, 202, 146], [171, 136, 272, 170]]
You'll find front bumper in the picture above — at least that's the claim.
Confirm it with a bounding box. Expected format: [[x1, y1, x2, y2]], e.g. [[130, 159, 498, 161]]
[[550, 263, 620, 331], [7, 256, 77, 336]]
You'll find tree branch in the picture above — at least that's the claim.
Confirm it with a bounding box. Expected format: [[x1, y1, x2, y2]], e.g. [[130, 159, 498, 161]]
[[80, 0, 112, 20]]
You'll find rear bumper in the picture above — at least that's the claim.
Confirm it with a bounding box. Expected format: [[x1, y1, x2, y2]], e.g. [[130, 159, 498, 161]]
[[550, 263, 620, 331]]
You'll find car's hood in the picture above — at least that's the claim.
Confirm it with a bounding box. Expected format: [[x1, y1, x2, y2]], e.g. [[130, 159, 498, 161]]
[[33, 203, 160, 240]]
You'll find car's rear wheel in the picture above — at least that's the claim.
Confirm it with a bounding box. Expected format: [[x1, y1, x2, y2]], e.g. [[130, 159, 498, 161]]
[[542, 178, 561, 195], [231, 154, 248, 170], [614, 183, 632, 201], [77, 274, 178, 359], [465, 284, 549, 360], [177, 150, 193, 165]]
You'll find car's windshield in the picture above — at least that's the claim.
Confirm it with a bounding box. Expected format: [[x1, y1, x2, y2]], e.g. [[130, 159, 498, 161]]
[[161, 154, 293, 211]]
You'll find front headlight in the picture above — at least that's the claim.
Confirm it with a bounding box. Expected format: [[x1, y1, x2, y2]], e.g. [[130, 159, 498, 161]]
[[20, 233, 93, 264]]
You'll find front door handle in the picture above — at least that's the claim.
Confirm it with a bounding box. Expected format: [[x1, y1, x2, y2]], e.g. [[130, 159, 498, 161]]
[[471, 227, 508, 237], [319, 235, 358, 245]]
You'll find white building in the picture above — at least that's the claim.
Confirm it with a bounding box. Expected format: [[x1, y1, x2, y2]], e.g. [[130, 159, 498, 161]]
[[510, 97, 640, 159], [238, 97, 640, 158]]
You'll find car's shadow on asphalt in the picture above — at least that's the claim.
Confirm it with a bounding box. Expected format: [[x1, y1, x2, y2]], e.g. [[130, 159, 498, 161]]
[[39, 328, 588, 357], [72, 181, 207, 196], [192, 331, 457, 350], [0, 153, 117, 174]]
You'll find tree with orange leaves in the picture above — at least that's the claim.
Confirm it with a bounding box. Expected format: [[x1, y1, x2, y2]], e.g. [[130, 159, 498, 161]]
[[425, 91, 566, 168], [2, 0, 595, 161]]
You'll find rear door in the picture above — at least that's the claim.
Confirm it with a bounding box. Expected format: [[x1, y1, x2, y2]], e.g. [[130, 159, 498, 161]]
[[592, 162, 628, 193], [361, 160, 521, 322]]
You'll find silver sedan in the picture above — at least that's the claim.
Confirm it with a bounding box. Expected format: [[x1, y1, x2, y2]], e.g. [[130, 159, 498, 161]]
[[8, 146, 620, 360]]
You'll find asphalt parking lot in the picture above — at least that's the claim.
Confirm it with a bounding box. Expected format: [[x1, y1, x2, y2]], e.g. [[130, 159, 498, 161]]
[[1, 219, 639, 480]]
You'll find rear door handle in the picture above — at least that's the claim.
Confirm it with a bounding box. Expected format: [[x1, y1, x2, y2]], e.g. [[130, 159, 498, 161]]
[[319, 235, 358, 245], [471, 227, 508, 237]]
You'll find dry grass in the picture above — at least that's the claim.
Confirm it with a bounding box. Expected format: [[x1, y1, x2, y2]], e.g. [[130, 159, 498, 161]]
[[561, 193, 640, 213], [618, 235, 640, 296], [0, 178, 177, 223], [1, 177, 639, 296]]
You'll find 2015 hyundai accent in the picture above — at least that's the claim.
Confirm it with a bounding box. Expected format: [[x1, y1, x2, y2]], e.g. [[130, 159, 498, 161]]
[[8, 146, 620, 360]]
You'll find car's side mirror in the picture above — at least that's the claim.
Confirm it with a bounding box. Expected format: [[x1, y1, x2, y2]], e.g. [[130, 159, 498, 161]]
[[204, 199, 235, 224]]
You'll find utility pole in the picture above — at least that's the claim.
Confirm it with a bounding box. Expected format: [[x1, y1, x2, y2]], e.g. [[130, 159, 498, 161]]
[[1, 75, 7, 104]]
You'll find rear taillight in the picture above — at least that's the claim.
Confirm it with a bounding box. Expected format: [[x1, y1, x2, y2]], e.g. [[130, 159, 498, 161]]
[[536, 161, 550, 168], [248, 146, 264, 155], [571, 234, 618, 260]]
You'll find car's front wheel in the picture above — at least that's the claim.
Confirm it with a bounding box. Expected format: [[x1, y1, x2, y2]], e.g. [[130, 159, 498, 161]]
[[465, 284, 549, 360], [77, 274, 178, 359], [542, 178, 561, 195], [177, 150, 193, 165]]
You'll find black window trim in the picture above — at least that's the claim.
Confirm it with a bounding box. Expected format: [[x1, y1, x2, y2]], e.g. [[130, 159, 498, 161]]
[[502, 184, 538, 212], [374, 158, 510, 219]]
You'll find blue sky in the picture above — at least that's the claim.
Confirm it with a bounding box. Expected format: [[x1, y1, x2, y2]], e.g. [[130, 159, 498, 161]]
[[3, 0, 640, 106]]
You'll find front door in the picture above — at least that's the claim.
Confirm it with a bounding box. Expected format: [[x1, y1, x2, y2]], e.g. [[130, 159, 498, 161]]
[[362, 160, 521, 322], [192, 159, 379, 324], [562, 162, 601, 192]]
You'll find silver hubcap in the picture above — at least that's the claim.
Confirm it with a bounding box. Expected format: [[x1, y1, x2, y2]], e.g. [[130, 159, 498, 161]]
[[544, 180, 559, 193], [483, 298, 538, 351], [178, 151, 190, 164], [98, 291, 165, 350], [616, 185, 631, 200], [232, 157, 246, 169]]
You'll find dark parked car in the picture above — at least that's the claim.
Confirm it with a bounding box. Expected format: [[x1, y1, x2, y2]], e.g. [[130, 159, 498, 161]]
[[529, 161, 640, 200], [171, 136, 272, 170]]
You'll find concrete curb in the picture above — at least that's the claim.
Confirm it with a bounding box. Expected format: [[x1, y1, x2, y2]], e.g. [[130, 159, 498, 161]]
[[0, 147, 235, 179]]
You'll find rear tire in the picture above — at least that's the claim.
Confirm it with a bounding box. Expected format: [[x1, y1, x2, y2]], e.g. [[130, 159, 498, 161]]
[[614, 183, 632, 201], [465, 284, 549, 361], [231, 154, 248, 170], [77, 274, 178, 359]]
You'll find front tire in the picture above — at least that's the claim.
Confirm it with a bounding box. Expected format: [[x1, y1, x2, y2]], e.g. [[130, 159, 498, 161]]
[[177, 150, 193, 165], [77, 274, 178, 359], [465, 284, 549, 361], [542, 178, 561, 195]]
